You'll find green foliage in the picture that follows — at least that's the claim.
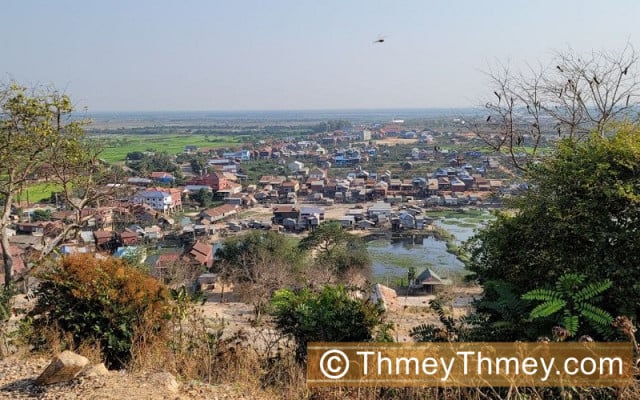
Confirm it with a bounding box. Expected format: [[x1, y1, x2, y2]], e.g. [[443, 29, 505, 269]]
[[271, 285, 391, 361], [29, 254, 171, 369], [410, 300, 491, 343], [470, 281, 535, 340], [216, 230, 304, 322], [216, 230, 303, 281], [0, 82, 88, 286], [190, 188, 213, 208], [299, 221, 371, 277], [522, 273, 613, 338], [31, 209, 52, 222], [467, 125, 640, 325], [127, 151, 179, 175]]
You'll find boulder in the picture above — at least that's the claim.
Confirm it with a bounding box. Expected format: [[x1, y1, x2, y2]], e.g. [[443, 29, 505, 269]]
[[79, 362, 109, 378], [146, 372, 180, 393], [35, 351, 89, 385]]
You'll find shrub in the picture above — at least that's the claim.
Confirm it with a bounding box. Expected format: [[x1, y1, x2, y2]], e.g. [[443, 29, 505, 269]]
[[29, 254, 170, 368], [271, 285, 392, 361]]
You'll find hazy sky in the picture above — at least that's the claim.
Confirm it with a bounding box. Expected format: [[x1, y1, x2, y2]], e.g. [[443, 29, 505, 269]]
[[2, 0, 639, 111]]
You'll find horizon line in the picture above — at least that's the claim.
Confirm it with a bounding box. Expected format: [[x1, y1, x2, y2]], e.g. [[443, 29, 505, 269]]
[[85, 106, 481, 114]]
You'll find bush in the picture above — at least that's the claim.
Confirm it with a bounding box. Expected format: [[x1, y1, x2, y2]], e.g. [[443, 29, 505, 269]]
[[271, 285, 392, 361], [29, 254, 170, 368]]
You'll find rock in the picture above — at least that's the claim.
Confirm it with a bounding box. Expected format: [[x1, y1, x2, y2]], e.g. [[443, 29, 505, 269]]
[[79, 362, 110, 378], [35, 351, 90, 385], [147, 372, 180, 393]]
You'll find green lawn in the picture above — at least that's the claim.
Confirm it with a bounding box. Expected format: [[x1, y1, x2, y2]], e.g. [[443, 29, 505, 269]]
[[91, 134, 247, 163], [15, 182, 63, 203]]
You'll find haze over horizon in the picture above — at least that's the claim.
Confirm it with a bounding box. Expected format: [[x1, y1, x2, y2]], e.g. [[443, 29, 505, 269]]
[[3, 0, 639, 112]]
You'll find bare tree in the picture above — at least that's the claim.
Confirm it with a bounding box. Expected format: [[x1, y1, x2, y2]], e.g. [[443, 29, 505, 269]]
[[0, 83, 89, 286], [39, 140, 122, 259], [475, 45, 640, 171]]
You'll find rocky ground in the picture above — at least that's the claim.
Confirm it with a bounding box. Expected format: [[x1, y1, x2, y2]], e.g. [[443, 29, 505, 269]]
[[0, 355, 270, 400]]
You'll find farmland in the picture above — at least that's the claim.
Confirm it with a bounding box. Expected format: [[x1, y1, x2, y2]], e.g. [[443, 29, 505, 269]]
[[90, 134, 247, 163], [15, 182, 63, 203]]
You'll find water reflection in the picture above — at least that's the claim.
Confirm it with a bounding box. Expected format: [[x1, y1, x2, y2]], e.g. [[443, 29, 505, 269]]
[[368, 234, 465, 278]]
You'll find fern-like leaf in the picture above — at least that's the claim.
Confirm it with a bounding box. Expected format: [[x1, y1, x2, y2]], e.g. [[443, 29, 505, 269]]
[[572, 279, 612, 303], [562, 315, 579, 336], [530, 299, 566, 318], [579, 303, 614, 328], [522, 289, 559, 302], [556, 273, 585, 293]]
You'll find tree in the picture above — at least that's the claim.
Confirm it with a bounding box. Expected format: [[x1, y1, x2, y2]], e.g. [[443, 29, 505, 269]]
[[39, 127, 122, 259], [31, 209, 52, 222], [467, 124, 640, 323], [475, 45, 640, 170], [271, 285, 391, 361], [215, 230, 304, 322], [0, 83, 88, 286], [190, 188, 212, 208], [299, 221, 371, 280], [522, 273, 613, 339]]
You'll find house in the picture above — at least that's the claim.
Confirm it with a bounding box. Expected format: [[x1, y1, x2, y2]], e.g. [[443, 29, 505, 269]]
[[127, 177, 153, 186], [450, 177, 466, 193], [186, 242, 213, 268], [222, 149, 252, 161], [288, 161, 304, 173], [153, 252, 181, 280], [442, 195, 458, 206], [367, 201, 392, 219], [197, 273, 218, 290], [118, 229, 138, 246], [345, 208, 366, 221], [272, 205, 300, 225], [147, 187, 182, 211], [308, 168, 327, 181], [199, 204, 238, 223], [133, 190, 174, 213], [184, 145, 198, 154], [150, 171, 175, 184], [216, 182, 243, 199], [94, 230, 114, 249], [186, 173, 229, 192], [398, 212, 416, 229], [437, 177, 451, 190], [410, 268, 451, 294], [257, 147, 272, 159], [144, 225, 163, 240], [358, 129, 372, 141], [281, 180, 300, 195], [15, 222, 46, 235], [300, 206, 325, 222], [79, 231, 96, 248], [338, 215, 355, 229], [258, 175, 285, 188]]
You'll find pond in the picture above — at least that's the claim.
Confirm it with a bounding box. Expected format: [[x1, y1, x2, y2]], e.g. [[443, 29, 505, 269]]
[[368, 209, 494, 281], [368, 234, 465, 281]]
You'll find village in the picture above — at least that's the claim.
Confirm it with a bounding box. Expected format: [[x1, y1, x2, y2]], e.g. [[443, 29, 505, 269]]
[[3, 121, 515, 340], [7, 123, 507, 258]]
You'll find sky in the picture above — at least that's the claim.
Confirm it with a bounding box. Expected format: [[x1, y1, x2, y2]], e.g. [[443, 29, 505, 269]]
[[2, 0, 639, 112]]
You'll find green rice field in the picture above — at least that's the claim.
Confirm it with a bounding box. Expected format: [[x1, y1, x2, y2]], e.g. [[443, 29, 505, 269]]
[[91, 134, 246, 163], [15, 182, 63, 203]]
